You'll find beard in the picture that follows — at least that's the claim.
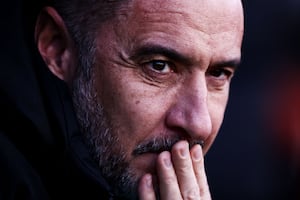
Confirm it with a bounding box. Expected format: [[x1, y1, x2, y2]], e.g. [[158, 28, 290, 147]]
[[71, 69, 140, 199]]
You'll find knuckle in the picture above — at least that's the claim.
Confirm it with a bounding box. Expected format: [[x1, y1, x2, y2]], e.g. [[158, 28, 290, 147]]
[[183, 188, 200, 200], [163, 175, 177, 185], [177, 162, 192, 175], [199, 184, 209, 195], [197, 164, 204, 173], [180, 160, 190, 169]]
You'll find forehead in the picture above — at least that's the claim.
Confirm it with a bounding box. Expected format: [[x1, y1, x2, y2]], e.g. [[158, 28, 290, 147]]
[[124, 0, 244, 34], [110, 0, 243, 63]]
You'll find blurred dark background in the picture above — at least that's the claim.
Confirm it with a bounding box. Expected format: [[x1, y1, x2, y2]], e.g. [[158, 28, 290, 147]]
[[206, 0, 300, 200], [1, 0, 300, 199]]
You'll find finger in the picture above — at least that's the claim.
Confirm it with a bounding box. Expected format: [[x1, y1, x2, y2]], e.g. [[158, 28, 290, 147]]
[[171, 141, 200, 200], [138, 174, 156, 200], [157, 151, 182, 199], [190, 144, 211, 199]]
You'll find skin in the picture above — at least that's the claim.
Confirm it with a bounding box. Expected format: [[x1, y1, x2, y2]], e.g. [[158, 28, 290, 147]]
[[35, 0, 244, 199]]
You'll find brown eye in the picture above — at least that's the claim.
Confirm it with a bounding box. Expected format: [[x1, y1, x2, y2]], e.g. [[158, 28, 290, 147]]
[[206, 67, 234, 89], [146, 60, 172, 74], [208, 68, 233, 79]]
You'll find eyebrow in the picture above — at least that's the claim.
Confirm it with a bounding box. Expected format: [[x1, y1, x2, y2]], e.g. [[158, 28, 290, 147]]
[[211, 59, 241, 70], [130, 44, 193, 66], [131, 44, 241, 70]]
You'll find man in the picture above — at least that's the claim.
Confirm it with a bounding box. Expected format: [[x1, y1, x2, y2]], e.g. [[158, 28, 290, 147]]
[[0, 0, 243, 199]]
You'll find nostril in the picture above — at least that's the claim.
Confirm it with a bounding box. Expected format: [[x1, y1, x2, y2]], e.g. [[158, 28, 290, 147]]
[[165, 126, 190, 139]]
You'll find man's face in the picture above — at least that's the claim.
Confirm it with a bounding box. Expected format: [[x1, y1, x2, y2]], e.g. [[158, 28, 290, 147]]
[[72, 0, 243, 197]]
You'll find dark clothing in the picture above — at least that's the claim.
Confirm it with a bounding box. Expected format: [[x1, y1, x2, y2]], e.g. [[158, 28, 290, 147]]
[[0, 1, 113, 199]]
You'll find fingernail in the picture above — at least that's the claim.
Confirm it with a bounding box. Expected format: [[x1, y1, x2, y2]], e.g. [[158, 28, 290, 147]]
[[192, 145, 202, 161], [163, 156, 172, 168], [146, 174, 152, 188], [179, 144, 188, 158]]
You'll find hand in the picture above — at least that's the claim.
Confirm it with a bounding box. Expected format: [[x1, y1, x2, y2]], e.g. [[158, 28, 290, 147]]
[[138, 140, 212, 200]]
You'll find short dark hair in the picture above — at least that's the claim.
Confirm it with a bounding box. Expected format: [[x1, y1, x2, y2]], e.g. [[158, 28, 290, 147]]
[[52, 0, 127, 39], [49, 0, 128, 80]]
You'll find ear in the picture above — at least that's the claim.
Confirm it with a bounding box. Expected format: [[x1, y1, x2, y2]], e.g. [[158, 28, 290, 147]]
[[35, 7, 77, 84]]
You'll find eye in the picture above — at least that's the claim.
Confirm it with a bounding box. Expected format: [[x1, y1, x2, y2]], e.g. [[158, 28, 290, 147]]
[[206, 67, 234, 88], [144, 60, 173, 74], [208, 68, 233, 80]]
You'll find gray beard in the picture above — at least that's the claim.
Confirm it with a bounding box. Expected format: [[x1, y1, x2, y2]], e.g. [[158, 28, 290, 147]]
[[71, 73, 139, 199]]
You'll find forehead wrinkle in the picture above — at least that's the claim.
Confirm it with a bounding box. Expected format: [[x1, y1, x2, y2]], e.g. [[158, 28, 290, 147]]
[[132, 1, 203, 30], [115, 2, 211, 54], [128, 0, 242, 34], [126, 2, 212, 45]]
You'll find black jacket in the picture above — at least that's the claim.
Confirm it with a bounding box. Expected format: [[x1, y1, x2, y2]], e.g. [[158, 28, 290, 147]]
[[0, 1, 113, 199]]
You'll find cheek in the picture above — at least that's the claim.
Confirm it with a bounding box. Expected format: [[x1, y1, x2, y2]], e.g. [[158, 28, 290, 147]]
[[95, 67, 170, 141], [208, 87, 229, 128], [116, 85, 168, 136], [204, 92, 229, 153], [210, 99, 227, 129]]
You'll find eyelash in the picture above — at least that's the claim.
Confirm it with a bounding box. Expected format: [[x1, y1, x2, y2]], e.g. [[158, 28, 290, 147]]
[[207, 68, 233, 79], [141, 60, 176, 80], [206, 67, 234, 88], [144, 60, 173, 72]]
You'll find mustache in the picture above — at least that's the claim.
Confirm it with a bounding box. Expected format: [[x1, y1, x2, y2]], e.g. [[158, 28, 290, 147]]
[[132, 137, 204, 156]]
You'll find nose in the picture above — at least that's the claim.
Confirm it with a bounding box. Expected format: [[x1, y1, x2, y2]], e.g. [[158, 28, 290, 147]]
[[165, 72, 212, 140]]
